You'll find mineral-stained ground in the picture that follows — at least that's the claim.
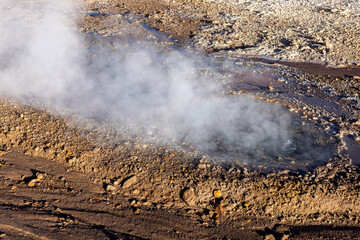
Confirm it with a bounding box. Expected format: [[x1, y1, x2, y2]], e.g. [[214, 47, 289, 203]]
[[1, 0, 360, 239]]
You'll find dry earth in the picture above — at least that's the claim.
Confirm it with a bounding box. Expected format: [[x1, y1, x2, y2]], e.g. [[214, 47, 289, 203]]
[[1, 0, 360, 239]]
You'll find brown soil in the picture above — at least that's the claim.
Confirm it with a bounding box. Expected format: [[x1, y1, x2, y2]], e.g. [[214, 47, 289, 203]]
[[0, 151, 261, 239], [1, 0, 360, 239]]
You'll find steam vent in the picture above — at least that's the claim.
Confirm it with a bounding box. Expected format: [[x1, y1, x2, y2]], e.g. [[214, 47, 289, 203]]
[[1, 0, 360, 239]]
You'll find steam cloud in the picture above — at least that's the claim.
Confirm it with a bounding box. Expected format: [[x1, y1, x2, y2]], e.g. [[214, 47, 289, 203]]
[[0, 0, 296, 163]]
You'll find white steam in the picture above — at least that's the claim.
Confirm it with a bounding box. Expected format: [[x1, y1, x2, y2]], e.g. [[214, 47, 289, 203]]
[[0, 0, 295, 161]]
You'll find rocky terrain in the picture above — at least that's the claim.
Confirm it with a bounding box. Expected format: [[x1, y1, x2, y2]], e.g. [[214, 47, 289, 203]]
[[82, 0, 360, 66], [1, 0, 360, 239]]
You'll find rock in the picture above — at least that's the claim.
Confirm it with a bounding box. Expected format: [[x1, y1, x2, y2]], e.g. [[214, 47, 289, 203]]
[[113, 178, 121, 186], [198, 163, 207, 169], [36, 173, 45, 181], [181, 187, 197, 205], [213, 189, 222, 198], [282, 234, 290, 240], [132, 189, 140, 194], [106, 184, 117, 191], [122, 175, 138, 188], [129, 199, 137, 206], [224, 203, 237, 211], [28, 179, 37, 187], [265, 234, 276, 240]]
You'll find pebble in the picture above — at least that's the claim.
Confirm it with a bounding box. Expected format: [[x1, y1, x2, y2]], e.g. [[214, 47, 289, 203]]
[[213, 189, 222, 198], [28, 179, 37, 187], [132, 189, 140, 194], [181, 187, 196, 205], [106, 184, 117, 191], [282, 234, 290, 240], [36, 173, 45, 181], [113, 178, 122, 186], [265, 234, 276, 240], [122, 175, 138, 188], [198, 163, 207, 169]]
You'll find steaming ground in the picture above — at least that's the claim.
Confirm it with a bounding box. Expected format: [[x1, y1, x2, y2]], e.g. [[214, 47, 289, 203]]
[[0, 0, 332, 169], [2, 0, 360, 239]]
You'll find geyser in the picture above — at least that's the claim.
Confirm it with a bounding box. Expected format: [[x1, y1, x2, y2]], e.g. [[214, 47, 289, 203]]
[[0, 0, 333, 171]]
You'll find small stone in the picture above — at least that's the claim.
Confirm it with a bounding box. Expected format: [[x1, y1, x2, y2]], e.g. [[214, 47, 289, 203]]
[[265, 234, 276, 240], [181, 187, 196, 205], [282, 234, 290, 240], [36, 173, 44, 181], [113, 179, 121, 186], [130, 199, 137, 206], [28, 179, 37, 187], [198, 164, 207, 169], [213, 189, 222, 198], [122, 175, 138, 188], [186, 209, 195, 214], [54, 207, 62, 213], [224, 203, 237, 211], [106, 184, 117, 191]]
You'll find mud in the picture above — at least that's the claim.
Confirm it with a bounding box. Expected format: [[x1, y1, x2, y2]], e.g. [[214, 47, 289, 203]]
[[1, 0, 360, 239]]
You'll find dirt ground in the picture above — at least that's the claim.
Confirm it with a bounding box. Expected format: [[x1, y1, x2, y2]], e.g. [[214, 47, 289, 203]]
[[1, 0, 360, 239], [82, 0, 360, 66]]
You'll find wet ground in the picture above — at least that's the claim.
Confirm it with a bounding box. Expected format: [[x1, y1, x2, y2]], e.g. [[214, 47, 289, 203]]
[[1, 0, 360, 239]]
